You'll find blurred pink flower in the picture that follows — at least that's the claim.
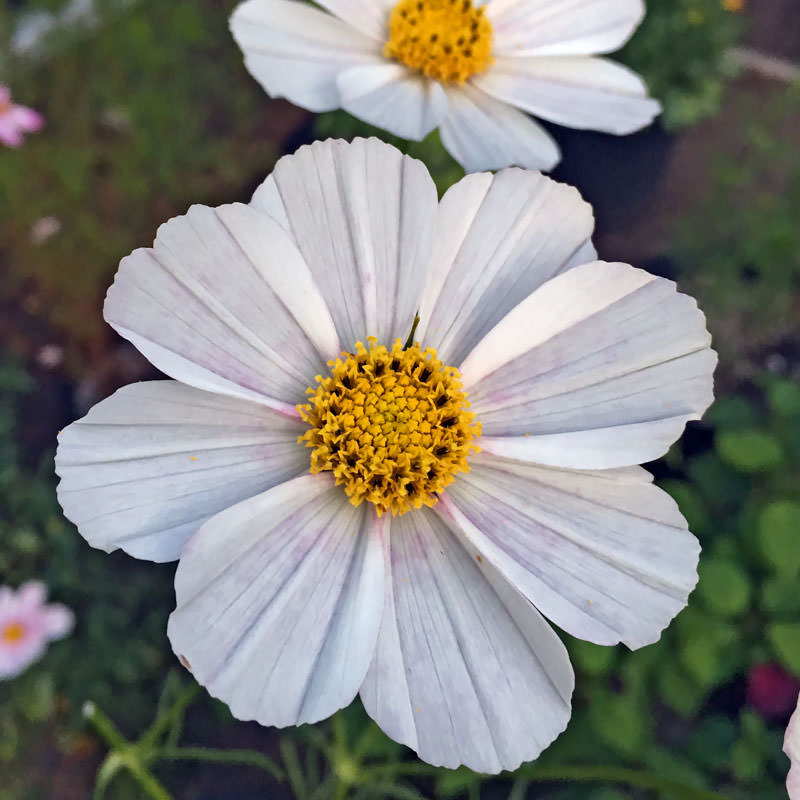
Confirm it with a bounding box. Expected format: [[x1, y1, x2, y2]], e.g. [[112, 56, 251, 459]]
[[746, 662, 800, 719], [0, 582, 73, 679], [787, 695, 800, 799], [0, 84, 44, 148]]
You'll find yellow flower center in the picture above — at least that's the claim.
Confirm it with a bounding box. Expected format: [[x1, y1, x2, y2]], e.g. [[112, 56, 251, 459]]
[[1, 622, 26, 645], [384, 0, 494, 84], [298, 338, 481, 516]]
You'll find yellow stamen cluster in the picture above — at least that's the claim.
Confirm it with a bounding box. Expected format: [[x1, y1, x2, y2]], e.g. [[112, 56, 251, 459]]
[[1, 622, 26, 644], [298, 338, 481, 516], [384, 0, 494, 85]]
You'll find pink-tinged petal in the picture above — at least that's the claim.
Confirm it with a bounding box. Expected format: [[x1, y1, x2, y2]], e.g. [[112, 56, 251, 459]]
[[0, 119, 24, 148], [168, 474, 387, 727], [249, 139, 437, 348], [9, 105, 45, 132], [41, 605, 75, 639], [440, 454, 700, 648], [56, 381, 308, 563], [338, 64, 448, 142], [313, 0, 395, 40], [438, 82, 560, 173], [787, 696, 800, 799], [0, 638, 47, 680], [461, 261, 716, 469], [360, 507, 573, 773], [474, 56, 660, 135], [15, 581, 47, 612], [0, 85, 10, 105], [105, 203, 340, 411], [487, 0, 644, 57], [230, 0, 382, 112], [417, 167, 594, 365]]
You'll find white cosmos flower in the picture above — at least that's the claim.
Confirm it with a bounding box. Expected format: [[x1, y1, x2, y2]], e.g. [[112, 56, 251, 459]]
[[788, 695, 800, 799], [229, 0, 661, 173], [55, 138, 714, 773]]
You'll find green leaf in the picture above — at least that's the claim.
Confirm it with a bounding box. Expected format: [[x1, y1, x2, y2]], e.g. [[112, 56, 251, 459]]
[[757, 501, 800, 577], [435, 766, 482, 797], [704, 395, 760, 430], [767, 379, 800, 417], [687, 716, 738, 771], [569, 639, 617, 677], [696, 558, 751, 617], [590, 692, 650, 756], [644, 747, 709, 795], [761, 576, 800, 616], [657, 666, 706, 717], [716, 430, 784, 472], [767, 622, 800, 674], [686, 453, 749, 510], [730, 711, 770, 783], [660, 480, 709, 534]]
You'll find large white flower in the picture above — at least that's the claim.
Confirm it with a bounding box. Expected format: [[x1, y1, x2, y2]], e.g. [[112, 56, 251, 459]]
[[229, 0, 661, 172], [56, 138, 714, 773], [788, 695, 800, 799]]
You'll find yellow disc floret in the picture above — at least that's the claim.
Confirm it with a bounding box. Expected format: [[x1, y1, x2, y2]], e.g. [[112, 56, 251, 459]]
[[2, 622, 26, 644], [384, 0, 494, 84], [298, 338, 481, 516]]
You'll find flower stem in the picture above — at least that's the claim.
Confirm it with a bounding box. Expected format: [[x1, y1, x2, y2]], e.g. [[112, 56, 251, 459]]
[[155, 746, 285, 781], [140, 680, 201, 749], [83, 702, 173, 800]]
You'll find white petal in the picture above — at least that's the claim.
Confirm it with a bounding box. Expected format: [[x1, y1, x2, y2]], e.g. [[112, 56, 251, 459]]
[[417, 167, 594, 365], [487, 0, 644, 57], [168, 475, 386, 727], [441, 455, 699, 648], [461, 261, 716, 469], [105, 203, 340, 412], [475, 56, 660, 134], [360, 508, 573, 773], [313, 0, 394, 41], [787, 697, 800, 800], [16, 582, 47, 611], [338, 64, 448, 142], [249, 138, 437, 348], [0, 638, 46, 680], [55, 381, 308, 563], [230, 0, 382, 112], [42, 606, 75, 639], [438, 82, 560, 173]]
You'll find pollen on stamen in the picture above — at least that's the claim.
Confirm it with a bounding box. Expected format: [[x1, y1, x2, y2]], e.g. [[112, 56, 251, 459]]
[[297, 338, 481, 517], [384, 0, 494, 84]]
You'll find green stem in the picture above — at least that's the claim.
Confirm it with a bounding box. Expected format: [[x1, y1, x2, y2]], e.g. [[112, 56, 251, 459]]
[[281, 739, 310, 800], [526, 765, 729, 800], [140, 681, 201, 749], [361, 762, 439, 780], [155, 746, 285, 781], [83, 702, 173, 800], [83, 702, 130, 753], [332, 781, 349, 800]]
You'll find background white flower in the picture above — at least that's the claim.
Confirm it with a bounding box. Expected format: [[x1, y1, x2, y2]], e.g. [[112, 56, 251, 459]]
[[56, 138, 714, 772], [788, 695, 800, 799], [0, 582, 74, 680], [229, 0, 661, 172]]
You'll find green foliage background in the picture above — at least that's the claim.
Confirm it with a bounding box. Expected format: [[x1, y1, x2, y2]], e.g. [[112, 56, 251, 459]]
[[0, 0, 797, 798]]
